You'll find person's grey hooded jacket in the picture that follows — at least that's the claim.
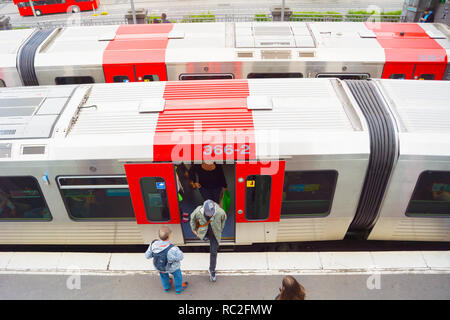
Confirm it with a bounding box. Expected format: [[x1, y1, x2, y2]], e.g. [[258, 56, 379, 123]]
[[145, 240, 184, 273]]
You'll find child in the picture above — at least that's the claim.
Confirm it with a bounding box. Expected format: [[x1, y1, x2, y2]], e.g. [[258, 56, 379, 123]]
[[145, 226, 188, 294]]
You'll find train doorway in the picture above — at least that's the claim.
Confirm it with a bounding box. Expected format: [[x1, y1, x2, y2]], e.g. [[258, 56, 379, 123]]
[[124, 160, 285, 245]]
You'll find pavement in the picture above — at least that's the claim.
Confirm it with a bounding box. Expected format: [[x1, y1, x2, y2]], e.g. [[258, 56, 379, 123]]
[[0, 250, 449, 299]]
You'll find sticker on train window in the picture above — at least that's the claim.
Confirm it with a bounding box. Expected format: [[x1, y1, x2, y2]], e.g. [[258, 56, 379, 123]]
[[156, 182, 166, 190], [246, 180, 255, 188]]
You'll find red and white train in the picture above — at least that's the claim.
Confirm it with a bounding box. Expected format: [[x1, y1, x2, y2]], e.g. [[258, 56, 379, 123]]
[[0, 78, 449, 245], [0, 22, 449, 88]]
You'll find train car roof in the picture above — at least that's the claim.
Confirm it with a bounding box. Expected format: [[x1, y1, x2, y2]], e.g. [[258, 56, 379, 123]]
[[0, 79, 370, 162], [31, 22, 449, 68], [375, 79, 450, 158], [0, 28, 34, 68]]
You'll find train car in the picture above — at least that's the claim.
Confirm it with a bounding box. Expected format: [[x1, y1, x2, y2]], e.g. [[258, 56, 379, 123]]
[[0, 78, 448, 245], [0, 22, 449, 88]]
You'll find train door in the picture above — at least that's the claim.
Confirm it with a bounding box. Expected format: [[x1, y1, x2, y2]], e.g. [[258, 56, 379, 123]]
[[382, 62, 415, 80], [103, 65, 136, 83], [235, 161, 285, 244], [124, 163, 183, 243], [134, 64, 167, 82], [411, 63, 443, 80]]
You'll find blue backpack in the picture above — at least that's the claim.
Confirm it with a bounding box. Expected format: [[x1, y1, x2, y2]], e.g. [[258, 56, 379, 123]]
[[152, 241, 174, 272]]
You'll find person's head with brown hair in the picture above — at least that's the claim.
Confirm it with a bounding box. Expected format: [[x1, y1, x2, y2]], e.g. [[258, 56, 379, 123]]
[[278, 276, 306, 300]]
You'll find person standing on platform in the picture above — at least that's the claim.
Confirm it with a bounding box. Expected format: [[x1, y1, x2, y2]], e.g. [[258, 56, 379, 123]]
[[189, 161, 227, 204], [161, 13, 170, 23], [190, 199, 227, 282], [419, 8, 435, 23], [145, 226, 188, 294]]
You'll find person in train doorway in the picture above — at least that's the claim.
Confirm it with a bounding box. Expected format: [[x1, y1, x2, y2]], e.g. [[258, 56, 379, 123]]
[[190, 199, 227, 282], [189, 161, 227, 204], [419, 7, 435, 23], [175, 163, 197, 223], [145, 226, 189, 294]]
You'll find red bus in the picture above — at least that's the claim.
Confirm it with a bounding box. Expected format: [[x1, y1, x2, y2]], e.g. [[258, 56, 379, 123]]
[[13, 0, 100, 16]]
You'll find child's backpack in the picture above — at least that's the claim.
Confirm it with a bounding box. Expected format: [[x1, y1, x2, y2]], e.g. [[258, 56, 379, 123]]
[[152, 240, 174, 272]]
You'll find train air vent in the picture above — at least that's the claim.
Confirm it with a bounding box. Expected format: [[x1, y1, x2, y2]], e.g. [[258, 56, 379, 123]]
[[247, 96, 273, 110], [255, 40, 294, 47], [298, 50, 315, 57], [22, 145, 46, 155], [138, 98, 165, 113], [0, 143, 11, 158], [358, 30, 376, 38], [237, 51, 254, 58], [98, 32, 116, 41], [0, 130, 16, 136], [261, 50, 291, 59], [253, 25, 292, 37], [168, 32, 185, 39]]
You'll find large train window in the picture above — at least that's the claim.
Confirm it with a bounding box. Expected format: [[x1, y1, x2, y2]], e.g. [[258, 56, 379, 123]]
[[281, 171, 337, 217], [179, 74, 234, 81], [247, 73, 303, 79], [55, 76, 95, 85], [0, 176, 51, 221], [140, 177, 171, 222], [0, 79, 5, 87], [245, 175, 271, 220], [317, 73, 369, 80], [113, 76, 130, 83], [418, 74, 435, 80], [57, 176, 135, 221], [389, 74, 406, 79], [406, 171, 450, 217]]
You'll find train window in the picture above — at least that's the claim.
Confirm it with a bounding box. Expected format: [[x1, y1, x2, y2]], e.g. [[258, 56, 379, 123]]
[[55, 76, 95, 85], [0, 176, 51, 221], [245, 175, 271, 221], [247, 73, 303, 79], [140, 177, 171, 222], [57, 176, 134, 221], [143, 75, 159, 82], [179, 74, 234, 81], [113, 76, 130, 83], [406, 171, 450, 217], [418, 74, 435, 80], [389, 74, 406, 79], [281, 171, 338, 217], [317, 73, 369, 80], [0, 79, 5, 87]]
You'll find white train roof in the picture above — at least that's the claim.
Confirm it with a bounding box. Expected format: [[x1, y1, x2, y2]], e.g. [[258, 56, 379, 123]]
[[0, 29, 34, 69], [0, 78, 371, 162], [375, 79, 450, 158]]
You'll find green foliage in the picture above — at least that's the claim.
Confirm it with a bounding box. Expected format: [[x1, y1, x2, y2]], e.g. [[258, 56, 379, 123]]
[[254, 13, 271, 21], [291, 11, 343, 21], [181, 12, 215, 23]]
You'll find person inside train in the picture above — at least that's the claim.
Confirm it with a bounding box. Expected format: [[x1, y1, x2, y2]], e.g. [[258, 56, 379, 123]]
[[189, 161, 227, 204], [0, 189, 16, 218], [419, 8, 435, 23], [275, 276, 306, 300], [175, 163, 198, 223], [190, 199, 227, 282]]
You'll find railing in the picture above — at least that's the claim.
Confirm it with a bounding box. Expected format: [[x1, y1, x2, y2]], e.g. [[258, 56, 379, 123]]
[[10, 13, 405, 29]]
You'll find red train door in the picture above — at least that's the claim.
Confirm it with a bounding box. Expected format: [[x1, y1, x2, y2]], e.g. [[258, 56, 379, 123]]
[[103, 64, 136, 83], [124, 163, 183, 243], [412, 63, 444, 80], [135, 64, 168, 82], [235, 160, 285, 244]]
